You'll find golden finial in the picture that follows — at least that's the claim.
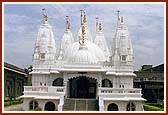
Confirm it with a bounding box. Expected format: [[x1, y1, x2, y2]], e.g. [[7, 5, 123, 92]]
[[79, 24, 86, 45], [83, 11, 87, 24], [98, 23, 102, 31], [96, 17, 99, 32], [117, 10, 120, 21], [121, 16, 123, 23], [42, 8, 48, 22], [44, 15, 48, 21], [81, 24, 86, 44], [66, 16, 70, 31], [67, 22, 70, 30]]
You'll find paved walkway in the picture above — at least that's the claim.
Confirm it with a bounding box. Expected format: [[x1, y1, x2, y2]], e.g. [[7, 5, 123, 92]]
[[4, 103, 23, 111]]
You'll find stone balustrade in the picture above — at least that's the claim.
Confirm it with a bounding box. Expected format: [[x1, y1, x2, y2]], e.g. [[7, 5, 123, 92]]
[[98, 87, 142, 98], [99, 87, 141, 94], [24, 86, 66, 95]]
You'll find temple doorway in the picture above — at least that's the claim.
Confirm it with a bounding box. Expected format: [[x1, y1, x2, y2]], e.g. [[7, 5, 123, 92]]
[[69, 76, 97, 99]]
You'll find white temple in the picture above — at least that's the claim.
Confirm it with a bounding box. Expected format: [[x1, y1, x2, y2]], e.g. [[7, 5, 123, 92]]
[[21, 9, 145, 111]]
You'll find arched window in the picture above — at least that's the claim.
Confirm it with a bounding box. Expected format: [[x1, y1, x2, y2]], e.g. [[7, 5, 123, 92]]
[[108, 103, 119, 111], [52, 78, 63, 86], [29, 100, 38, 110], [44, 101, 55, 111], [7, 82, 12, 97], [7, 85, 10, 96], [127, 102, 136, 111], [102, 79, 113, 87]]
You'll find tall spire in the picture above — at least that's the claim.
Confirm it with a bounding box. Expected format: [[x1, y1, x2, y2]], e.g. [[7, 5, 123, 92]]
[[66, 16, 70, 31]]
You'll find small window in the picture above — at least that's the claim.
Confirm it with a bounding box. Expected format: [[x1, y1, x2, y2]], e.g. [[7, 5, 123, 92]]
[[40, 82, 42, 86], [120, 34, 126, 39], [121, 55, 126, 61], [29, 100, 38, 110], [127, 102, 136, 111], [40, 53, 45, 60]]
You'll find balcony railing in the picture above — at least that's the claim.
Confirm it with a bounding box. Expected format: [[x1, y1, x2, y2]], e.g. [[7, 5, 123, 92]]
[[24, 86, 66, 95], [98, 87, 142, 94], [98, 87, 142, 99]]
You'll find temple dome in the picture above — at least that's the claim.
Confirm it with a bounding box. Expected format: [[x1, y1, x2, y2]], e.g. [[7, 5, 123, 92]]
[[67, 46, 98, 64], [63, 40, 106, 63]]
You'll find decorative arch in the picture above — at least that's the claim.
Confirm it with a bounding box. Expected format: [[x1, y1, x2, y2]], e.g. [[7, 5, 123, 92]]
[[66, 72, 99, 82], [29, 100, 38, 110], [127, 102, 136, 111], [44, 101, 55, 111], [102, 78, 113, 87], [67, 75, 98, 81], [107, 103, 119, 111], [52, 77, 63, 86]]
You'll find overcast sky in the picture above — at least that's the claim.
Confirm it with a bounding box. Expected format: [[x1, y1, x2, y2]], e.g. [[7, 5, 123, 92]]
[[3, 3, 165, 70]]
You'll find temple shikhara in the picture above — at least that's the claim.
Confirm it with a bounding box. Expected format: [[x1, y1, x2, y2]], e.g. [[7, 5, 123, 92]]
[[21, 9, 146, 111]]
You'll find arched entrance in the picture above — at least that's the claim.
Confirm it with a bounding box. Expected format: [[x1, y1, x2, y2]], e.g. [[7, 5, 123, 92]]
[[69, 76, 97, 98], [44, 102, 55, 111], [108, 103, 119, 111]]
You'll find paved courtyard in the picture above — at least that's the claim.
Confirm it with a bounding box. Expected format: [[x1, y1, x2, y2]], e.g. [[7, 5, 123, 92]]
[[4, 103, 23, 111]]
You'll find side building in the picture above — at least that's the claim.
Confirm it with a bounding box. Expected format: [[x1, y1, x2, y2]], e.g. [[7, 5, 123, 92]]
[[134, 64, 164, 103], [4, 62, 28, 100]]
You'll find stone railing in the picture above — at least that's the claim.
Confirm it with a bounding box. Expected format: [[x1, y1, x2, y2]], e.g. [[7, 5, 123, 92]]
[[98, 87, 142, 98], [24, 86, 66, 95], [99, 87, 141, 94]]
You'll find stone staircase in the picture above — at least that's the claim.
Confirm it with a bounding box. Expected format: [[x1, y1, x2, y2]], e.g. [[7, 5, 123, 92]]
[[63, 98, 99, 111]]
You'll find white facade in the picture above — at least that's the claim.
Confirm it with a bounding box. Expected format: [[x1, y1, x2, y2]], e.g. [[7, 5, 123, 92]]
[[21, 10, 145, 111]]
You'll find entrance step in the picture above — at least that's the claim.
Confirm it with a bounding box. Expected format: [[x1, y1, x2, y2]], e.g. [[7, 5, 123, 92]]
[[63, 99, 75, 111], [76, 100, 86, 111], [63, 98, 99, 111], [87, 99, 99, 111]]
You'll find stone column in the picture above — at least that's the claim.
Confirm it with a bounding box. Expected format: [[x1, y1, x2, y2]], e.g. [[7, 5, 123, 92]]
[[58, 95, 64, 111], [99, 96, 104, 111]]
